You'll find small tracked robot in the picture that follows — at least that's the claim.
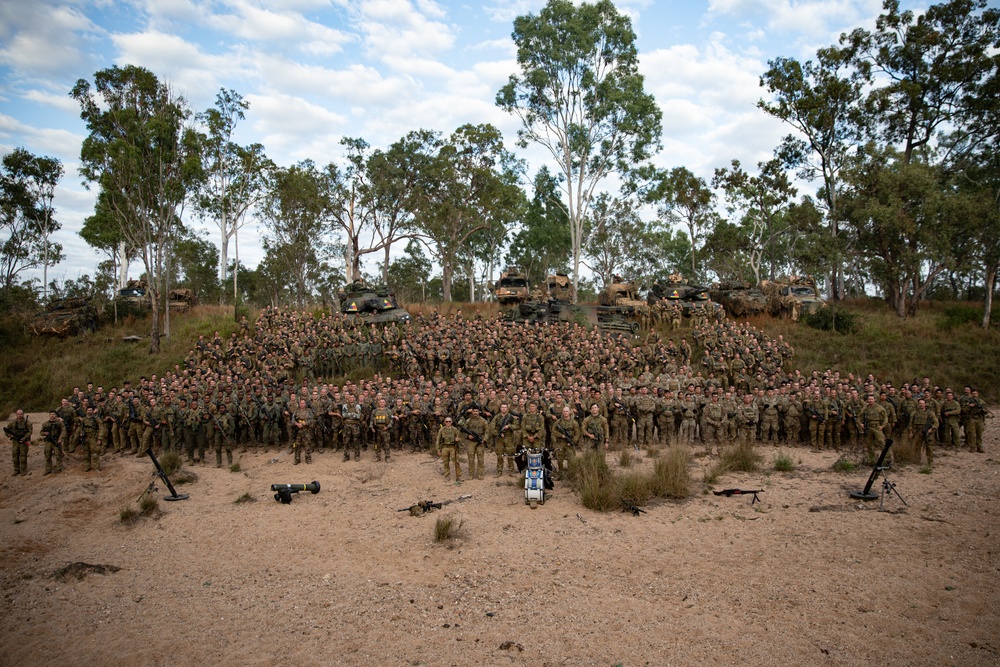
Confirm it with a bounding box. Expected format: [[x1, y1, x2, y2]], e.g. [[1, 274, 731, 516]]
[[515, 446, 554, 508]]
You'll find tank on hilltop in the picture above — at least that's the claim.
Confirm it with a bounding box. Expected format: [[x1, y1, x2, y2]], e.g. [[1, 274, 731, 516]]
[[709, 281, 769, 318], [599, 278, 645, 308], [30, 296, 99, 337], [760, 275, 826, 320], [337, 279, 411, 324], [488, 269, 530, 306], [648, 273, 719, 316]]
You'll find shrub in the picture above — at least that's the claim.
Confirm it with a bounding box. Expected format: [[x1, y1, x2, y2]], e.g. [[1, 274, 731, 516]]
[[773, 453, 795, 472], [832, 457, 856, 473], [138, 494, 159, 516], [159, 451, 181, 476], [936, 304, 981, 330], [719, 442, 762, 473], [118, 505, 140, 525], [804, 306, 859, 335], [618, 451, 633, 468], [650, 445, 690, 499], [616, 472, 653, 506], [434, 515, 464, 542]]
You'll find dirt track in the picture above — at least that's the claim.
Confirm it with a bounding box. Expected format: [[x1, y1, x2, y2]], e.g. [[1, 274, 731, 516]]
[[1, 415, 998, 667]]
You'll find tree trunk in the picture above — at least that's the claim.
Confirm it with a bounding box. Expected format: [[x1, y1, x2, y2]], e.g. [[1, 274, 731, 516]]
[[983, 263, 996, 329], [219, 226, 229, 304], [148, 286, 161, 354], [234, 228, 240, 307], [442, 258, 453, 302], [383, 245, 391, 283]]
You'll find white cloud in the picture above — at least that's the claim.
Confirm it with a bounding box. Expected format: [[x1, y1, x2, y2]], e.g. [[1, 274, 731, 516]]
[[21, 89, 81, 115], [207, 0, 352, 56], [358, 0, 457, 63], [0, 3, 100, 77]]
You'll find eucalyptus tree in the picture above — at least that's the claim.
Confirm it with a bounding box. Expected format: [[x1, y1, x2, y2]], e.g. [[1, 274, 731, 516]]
[[497, 0, 662, 301]]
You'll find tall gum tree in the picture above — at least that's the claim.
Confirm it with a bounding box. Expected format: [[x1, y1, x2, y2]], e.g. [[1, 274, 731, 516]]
[[72, 65, 195, 354], [496, 0, 662, 302]]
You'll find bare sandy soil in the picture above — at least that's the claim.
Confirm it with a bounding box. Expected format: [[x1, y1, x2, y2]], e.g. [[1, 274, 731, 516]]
[[1, 414, 998, 667]]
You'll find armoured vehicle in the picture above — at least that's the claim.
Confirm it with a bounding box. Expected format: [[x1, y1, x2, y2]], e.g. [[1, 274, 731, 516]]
[[168, 288, 198, 313], [30, 297, 99, 337], [338, 280, 411, 324], [710, 282, 769, 318], [760, 275, 826, 320], [117, 279, 150, 309], [546, 273, 574, 302], [489, 269, 530, 306], [648, 273, 719, 316]]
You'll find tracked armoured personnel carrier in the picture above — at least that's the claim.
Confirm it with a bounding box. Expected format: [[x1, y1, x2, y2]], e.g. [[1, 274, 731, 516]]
[[760, 275, 826, 320], [502, 276, 643, 334], [710, 281, 769, 318], [338, 279, 411, 324], [30, 297, 99, 337]]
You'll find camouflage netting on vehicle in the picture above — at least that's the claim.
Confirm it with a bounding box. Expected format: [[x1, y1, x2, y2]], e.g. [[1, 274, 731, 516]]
[[168, 288, 198, 313], [30, 297, 99, 337], [599, 281, 643, 308], [710, 282, 769, 318], [490, 269, 530, 306], [760, 275, 824, 321], [546, 273, 574, 302]]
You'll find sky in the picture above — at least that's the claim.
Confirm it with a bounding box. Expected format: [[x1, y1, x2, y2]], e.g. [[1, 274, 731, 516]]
[[0, 0, 919, 289]]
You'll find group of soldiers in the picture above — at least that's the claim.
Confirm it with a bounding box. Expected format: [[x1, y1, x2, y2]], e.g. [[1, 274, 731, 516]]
[[5, 305, 990, 479]]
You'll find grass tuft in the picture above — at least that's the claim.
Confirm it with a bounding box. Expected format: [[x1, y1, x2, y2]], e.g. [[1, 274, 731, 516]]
[[832, 457, 857, 473], [118, 505, 140, 525], [234, 492, 255, 504], [229, 462, 241, 473], [773, 453, 795, 472], [719, 442, 762, 473], [138, 494, 159, 516], [618, 451, 633, 468], [159, 451, 181, 476], [703, 461, 728, 485], [433, 515, 464, 542]]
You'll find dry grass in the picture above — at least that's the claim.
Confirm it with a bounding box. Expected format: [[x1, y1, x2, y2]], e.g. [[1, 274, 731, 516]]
[[234, 492, 256, 504], [567, 447, 690, 512], [719, 442, 763, 473], [118, 505, 140, 525], [433, 515, 464, 542], [618, 451, 634, 468], [773, 452, 796, 472], [159, 451, 181, 476], [138, 494, 159, 516]]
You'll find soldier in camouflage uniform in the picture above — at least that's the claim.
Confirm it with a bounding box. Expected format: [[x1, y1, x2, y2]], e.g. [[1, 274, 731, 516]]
[[940, 390, 962, 451], [213, 404, 236, 467], [80, 406, 101, 472], [291, 398, 314, 465], [551, 406, 580, 478], [489, 403, 520, 477], [860, 395, 888, 460], [908, 398, 938, 466], [735, 394, 759, 447], [5, 410, 32, 476], [634, 386, 656, 447], [702, 393, 725, 452], [519, 401, 546, 451], [459, 405, 489, 480], [341, 396, 364, 462], [436, 416, 462, 483], [370, 398, 393, 462], [962, 389, 987, 453], [759, 389, 780, 444], [40, 411, 64, 475], [581, 403, 609, 451]]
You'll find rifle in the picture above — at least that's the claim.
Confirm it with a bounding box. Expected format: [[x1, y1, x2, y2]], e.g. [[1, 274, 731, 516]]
[[713, 488, 764, 504], [397, 494, 472, 516], [457, 424, 484, 446], [622, 500, 647, 516], [807, 405, 825, 423], [555, 423, 576, 448]]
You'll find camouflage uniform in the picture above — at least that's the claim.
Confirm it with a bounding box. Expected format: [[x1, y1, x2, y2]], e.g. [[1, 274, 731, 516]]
[[291, 405, 315, 465], [436, 422, 462, 482], [6, 415, 32, 476], [370, 405, 393, 461]]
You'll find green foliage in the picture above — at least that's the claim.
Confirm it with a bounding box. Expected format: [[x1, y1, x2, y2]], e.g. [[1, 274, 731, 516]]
[[719, 442, 763, 473], [158, 451, 181, 476], [118, 505, 140, 525], [138, 494, 159, 516], [803, 305, 859, 334], [832, 457, 856, 473], [773, 453, 795, 472], [936, 304, 990, 330]]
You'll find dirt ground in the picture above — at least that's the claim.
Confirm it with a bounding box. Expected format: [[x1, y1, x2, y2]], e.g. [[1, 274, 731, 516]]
[[1, 414, 997, 667]]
